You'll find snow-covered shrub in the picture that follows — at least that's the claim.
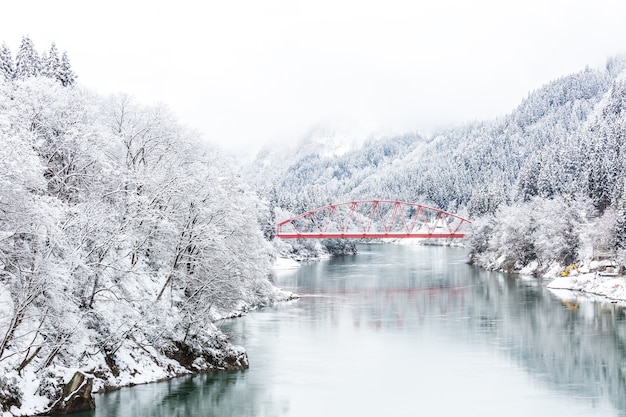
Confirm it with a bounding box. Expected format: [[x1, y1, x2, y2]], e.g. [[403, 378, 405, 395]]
[[322, 238, 358, 255], [36, 369, 63, 404], [469, 196, 593, 274], [0, 374, 22, 411]]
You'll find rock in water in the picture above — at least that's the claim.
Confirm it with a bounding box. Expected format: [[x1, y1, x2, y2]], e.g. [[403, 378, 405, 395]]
[[48, 371, 95, 415]]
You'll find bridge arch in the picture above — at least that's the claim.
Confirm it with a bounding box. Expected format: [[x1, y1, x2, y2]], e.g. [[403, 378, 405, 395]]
[[275, 200, 471, 239]]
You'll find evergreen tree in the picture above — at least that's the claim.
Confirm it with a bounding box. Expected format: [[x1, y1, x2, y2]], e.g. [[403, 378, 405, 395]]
[[586, 144, 612, 213], [536, 162, 555, 198], [0, 42, 14, 81], [14, 35, 40, 79], [41, 42, 61, 79], [559, 198, 581, 265], [613, 183, 626, 251], [40, 51, 48, 75], [517, 157, 540, 201], [613, 206, 626, 251], [57, 51, 76, 86]]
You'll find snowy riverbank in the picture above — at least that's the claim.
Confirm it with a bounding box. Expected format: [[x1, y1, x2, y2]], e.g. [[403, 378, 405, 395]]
[[1, 278, 297, 417], [273, 256, 302, 270], [547, 272, 626, 305], [1, 332, 248, 417], [525, 258, 626, 305]]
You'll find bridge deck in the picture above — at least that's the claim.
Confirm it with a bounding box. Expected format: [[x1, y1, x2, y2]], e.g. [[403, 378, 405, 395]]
[[276, 232, 467, 239]]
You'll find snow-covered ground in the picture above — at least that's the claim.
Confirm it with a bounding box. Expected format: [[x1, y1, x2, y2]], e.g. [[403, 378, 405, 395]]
[[547, 272, 626, 305], [273, 256, 301, 270], [545, 259, 626, 305]]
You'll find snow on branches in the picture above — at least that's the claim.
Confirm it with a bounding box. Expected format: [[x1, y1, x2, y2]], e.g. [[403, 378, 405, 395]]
[[1, 36, 75, 86], [0, 79, 276, 413]]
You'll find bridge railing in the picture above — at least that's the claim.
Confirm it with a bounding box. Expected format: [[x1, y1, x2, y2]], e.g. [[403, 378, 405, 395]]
[[275, 200, 471, 239]]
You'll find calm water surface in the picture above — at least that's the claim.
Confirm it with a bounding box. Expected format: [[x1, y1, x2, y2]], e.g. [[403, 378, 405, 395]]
[[80, 244, 626, 416]]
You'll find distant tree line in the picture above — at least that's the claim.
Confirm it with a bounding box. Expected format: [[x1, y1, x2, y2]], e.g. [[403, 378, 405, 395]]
[[0, 35, 76, 86]]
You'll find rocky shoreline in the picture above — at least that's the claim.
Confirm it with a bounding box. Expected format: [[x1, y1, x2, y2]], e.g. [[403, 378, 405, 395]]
[[1, 286, 298, 417]]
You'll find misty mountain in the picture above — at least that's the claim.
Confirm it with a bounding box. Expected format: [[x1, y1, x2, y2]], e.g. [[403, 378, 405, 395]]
[[248, 54, 626, 273]]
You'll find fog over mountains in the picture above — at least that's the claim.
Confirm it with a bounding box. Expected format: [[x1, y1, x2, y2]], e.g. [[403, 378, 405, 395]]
[[245, 55, 626, 272]]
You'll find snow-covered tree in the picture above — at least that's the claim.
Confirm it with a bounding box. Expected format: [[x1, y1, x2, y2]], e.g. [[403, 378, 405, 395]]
[[41, 42, 61, 79], [57, 51, 76, 86], [0, 42, 14, 81], [14, 36, 40, 79], [0, 78, 279, 409], [612, 197, 626, 251], [0, 38, 77, 86]]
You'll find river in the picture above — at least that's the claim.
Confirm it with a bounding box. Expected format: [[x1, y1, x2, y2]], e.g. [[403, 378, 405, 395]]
[[77, 244, 626, 416]]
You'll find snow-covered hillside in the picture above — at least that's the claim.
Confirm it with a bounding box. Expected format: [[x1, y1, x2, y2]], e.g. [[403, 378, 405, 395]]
[[0, 76, 290, 415], [248, 54, 626, 279]]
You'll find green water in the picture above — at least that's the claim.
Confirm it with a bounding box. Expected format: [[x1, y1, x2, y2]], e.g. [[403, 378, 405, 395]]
[[79, 244, 626, 416]]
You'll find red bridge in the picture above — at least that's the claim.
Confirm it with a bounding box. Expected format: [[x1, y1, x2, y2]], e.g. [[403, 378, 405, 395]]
[[276, 200, 471, 239]]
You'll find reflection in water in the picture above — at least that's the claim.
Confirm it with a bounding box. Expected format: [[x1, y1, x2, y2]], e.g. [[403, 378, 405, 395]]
[[81, 244, 626, 416], [75, 370, 289, 417]]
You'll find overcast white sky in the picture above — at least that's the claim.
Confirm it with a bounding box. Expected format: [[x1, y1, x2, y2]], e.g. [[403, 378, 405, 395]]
[[4, 0, 626, 156]]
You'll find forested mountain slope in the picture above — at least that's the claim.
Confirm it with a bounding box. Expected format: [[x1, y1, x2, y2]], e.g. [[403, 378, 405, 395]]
[[246, 128, 425, 204], [249, 55, 626, 273], [347, 60, 620, 215]]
